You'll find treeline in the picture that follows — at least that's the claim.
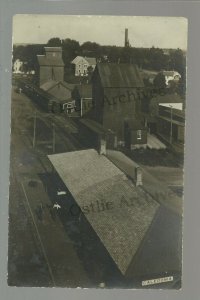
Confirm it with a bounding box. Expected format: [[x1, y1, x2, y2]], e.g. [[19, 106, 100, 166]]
[[13, 37, 186, 77]]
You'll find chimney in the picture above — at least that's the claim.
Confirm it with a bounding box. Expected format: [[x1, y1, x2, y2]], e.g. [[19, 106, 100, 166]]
[[135, 166, 143, 186], [125, 28, 129, 47], [98, 136, 106, 155]]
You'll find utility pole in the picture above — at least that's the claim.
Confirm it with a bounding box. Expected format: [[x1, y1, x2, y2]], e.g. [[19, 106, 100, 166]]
[[52, 122, 55, 153], [169, 105, 173, 144], [32, 111, 36, 148]]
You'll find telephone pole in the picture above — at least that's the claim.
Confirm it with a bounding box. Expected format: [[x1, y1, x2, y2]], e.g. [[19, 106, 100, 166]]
[[169, 105, 173, 144], [32, 111, 37, 148], [52, 122, 55, 153]]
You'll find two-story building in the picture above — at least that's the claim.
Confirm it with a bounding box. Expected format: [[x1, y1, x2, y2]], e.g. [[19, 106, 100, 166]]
[[92, 63, 147, 148], [71, 56, 96, 77]]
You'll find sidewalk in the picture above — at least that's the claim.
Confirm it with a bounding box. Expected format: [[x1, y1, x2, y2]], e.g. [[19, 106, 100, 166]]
[[106, 150, 183, 216]]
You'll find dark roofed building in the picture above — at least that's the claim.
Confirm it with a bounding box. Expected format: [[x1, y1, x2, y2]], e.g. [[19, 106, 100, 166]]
[[40, 80, 75, 102], [48, 149, 159, 275], [37, 47, 64, 86], [97, 63, 144, 88], [92, 63, 146, 146]]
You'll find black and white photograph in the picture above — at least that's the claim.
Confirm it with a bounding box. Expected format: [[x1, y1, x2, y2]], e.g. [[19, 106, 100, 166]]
[[8, 15, 187, 289]]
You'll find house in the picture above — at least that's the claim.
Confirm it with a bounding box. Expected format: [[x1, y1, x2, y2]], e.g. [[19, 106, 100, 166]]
[[37, 47, 64, 86], [161, 70, 181, 86], [71, 56, 96, 77], [48, 148, 159, 275], [92, 63, 146, 146]]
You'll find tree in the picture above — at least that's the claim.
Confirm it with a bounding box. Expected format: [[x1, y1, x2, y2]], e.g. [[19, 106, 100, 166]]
[[62, 38, 80, 65], [81, 41, 101, 57], [47, 37, 62, 47]]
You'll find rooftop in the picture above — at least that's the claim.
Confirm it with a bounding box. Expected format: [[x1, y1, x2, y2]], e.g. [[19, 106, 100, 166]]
[[95, 63, 144, 88], [44, 47, 62, 52], [71, 56, 96, 65], [37, 55, 64, 67], [40, 80, 75, 92], [48, 149, 159, 274]]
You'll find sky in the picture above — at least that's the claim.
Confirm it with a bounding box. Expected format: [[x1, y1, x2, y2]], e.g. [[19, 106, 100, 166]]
[[13, 15, 188, 50]]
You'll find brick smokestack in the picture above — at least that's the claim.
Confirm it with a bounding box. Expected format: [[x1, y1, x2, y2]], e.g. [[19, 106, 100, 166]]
[[125, 28, 129, 47]]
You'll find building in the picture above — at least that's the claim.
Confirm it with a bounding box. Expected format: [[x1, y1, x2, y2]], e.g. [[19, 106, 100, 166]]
[[71, 56, 96, 77], [161, 70, 181, 86], [40, 80, 75, 113], [37, 47, 64, 86], [124, 119, 147, 149], [140, 93, 185, 152], [48, 148, 159, 275], [157, 103, 185, 151], [72, 84, 93, 116], [141, 93, 184, 133], [92, 63, 145, 146]]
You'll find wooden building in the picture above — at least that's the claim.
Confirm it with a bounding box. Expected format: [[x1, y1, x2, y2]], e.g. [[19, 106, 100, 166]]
[[92, 63, 145, 146], [37, 47, 64, 86]]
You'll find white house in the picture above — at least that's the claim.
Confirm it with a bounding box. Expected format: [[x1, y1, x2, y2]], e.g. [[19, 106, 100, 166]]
[[71, 56, 96, 77], [162, 70, 181, 86]]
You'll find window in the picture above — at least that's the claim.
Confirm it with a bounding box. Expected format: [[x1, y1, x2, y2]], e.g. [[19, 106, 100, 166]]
[[137, 130, 142, 140]]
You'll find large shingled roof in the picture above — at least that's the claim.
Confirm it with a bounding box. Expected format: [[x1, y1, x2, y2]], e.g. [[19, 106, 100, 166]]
[[48, 149, 159, 274], [96, 63, 144, 88]]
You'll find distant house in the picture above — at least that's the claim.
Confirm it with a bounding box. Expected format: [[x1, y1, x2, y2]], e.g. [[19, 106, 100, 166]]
[[37, 47, 64, 86], [161, 70, 181, 86], [92, 63, 146, 147], [13, 59, 24, 74], [71, 56, 96, 77]]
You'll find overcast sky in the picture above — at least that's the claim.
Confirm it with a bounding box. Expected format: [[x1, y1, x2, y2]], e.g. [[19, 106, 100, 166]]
[[13, 15, 188, 49]]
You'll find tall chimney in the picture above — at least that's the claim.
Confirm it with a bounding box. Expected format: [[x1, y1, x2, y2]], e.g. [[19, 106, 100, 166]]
[[125, 28, 129, 47]]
